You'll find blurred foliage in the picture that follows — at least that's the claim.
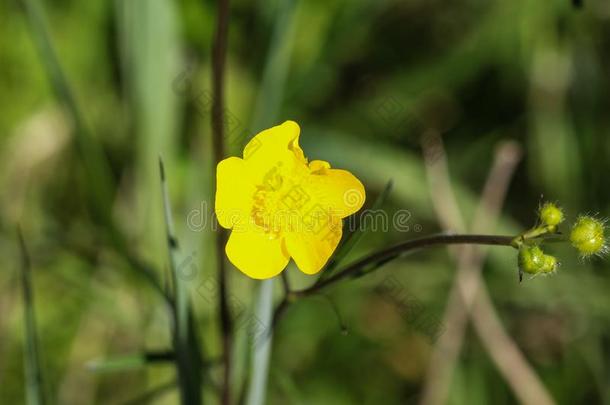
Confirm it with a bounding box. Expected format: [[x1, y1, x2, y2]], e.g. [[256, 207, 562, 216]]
[[1, 0, 610, 404]]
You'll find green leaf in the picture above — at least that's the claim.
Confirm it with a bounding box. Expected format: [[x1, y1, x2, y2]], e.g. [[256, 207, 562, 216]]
[[18, 228, 45, 405]]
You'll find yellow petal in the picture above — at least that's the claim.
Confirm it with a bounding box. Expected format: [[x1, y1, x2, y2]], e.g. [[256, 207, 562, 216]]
[[303, 166, 366, 218], [243, 121, 308, 184], [285, 215, 343, 275], [215, 157, 255, 229], [243, 120, 301, 159], [225, 228, 290, 279]]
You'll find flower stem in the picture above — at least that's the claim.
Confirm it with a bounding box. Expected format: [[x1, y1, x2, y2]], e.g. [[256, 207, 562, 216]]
[[295, 233, 516, 297], [211, 0, 232, 402]]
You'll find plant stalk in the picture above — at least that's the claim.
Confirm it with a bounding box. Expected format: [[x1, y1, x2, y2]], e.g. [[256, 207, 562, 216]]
[[296, 233, 515, 297], [211, 0, 232, 403]]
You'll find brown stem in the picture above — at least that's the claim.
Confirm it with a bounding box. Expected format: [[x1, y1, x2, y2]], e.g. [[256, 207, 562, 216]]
[[268, 234, 516, 332], [294, 233, 515, 298], [211, 0, 231, 403]]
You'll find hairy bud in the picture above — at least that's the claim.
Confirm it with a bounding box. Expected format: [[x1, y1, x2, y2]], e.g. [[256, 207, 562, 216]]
[[519, 245, 558, 276], [539, 202, 564, 228], [570, 216, 607, 258]]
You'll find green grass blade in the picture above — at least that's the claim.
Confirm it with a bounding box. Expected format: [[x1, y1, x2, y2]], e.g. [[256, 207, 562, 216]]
[[159, 158, 203, 404], [17, 228, 45, 405], [20, 0, 172, 303], [115, 0, 181, 267], [250, 0, 299, 133], [87, 351, 174, 373], [20, 0, 115, 224], [245, 279, 274, 405]]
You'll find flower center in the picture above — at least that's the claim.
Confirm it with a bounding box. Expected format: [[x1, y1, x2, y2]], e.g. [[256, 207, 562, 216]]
[[251, 163, 313, 239]]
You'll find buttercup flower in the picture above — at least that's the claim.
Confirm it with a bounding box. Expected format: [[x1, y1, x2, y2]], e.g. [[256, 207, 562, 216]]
[[215, 121, 365, 279]]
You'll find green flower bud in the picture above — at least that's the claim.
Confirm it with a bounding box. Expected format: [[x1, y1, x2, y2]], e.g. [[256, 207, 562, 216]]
[[518, 245, 544, 275], [539, 202, 564, 228], [518, 245, 558, 276], [570, 216, 607, 257], [540, 255, 558, 274]]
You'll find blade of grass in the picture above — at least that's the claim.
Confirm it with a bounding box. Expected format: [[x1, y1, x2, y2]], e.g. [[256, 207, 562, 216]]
[[116, 0, 181, 267], [22, 0, 172, 305], [245, 279, 274, 405], [17, 227, 45, 405], [160, 158, 203, 404], [87, 351, 175, 373], [250, 0, 300, 133], [20, 0, 114, 224], [160, 157, 182, 328]]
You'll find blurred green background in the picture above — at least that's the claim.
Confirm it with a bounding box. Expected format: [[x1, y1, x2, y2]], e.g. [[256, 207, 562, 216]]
[[2, 0, 610, 403]]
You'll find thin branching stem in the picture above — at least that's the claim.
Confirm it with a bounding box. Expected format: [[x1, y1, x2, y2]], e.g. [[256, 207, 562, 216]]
[[297, 234, 515, 296], [269, 234, 516, 329]]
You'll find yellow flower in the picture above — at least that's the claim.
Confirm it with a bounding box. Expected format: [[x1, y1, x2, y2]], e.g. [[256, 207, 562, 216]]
[[215, 121, 366, 279]]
